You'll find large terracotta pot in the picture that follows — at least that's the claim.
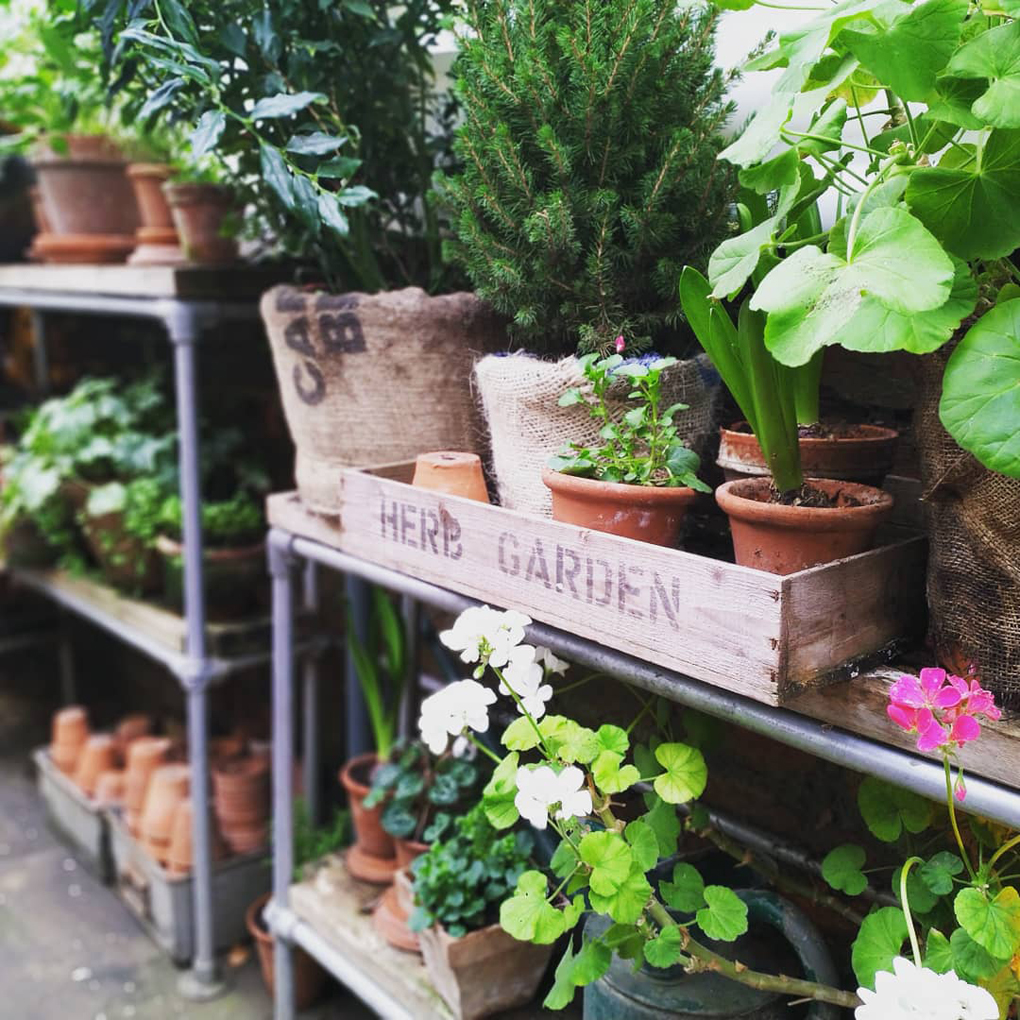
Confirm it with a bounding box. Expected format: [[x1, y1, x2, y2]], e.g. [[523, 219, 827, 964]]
[[715, 477, 894, 575], [419, 922, 554, 1020], [163, 182, 238, 264], [542, 469, 699, 547], [260, 285, 505, 514], [717, 422, 899, 486], [247, 894, 329, 1010], [338, 753, 398, 884], [126, 163, 184, 266]]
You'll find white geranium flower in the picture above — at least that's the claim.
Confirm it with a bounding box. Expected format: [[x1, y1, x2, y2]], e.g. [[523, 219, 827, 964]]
[[499, 645, 554, 719], [451, 734, 476, 760], [440, 606, 532, 669], [856, 958, 997, 1020], [514, 764, 592, 831], [534, 646, 570, 675], [417, 679, 497, 755]]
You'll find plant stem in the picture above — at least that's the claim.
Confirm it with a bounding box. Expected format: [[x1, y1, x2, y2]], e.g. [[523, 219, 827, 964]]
[[945, 757, 977, 881], [782, 128, 888, 158], [492, 664, 554, 758], [465, 731, 503, 765], [987, 833, 1020, 873], [903, 102, 920, 150], [899, 857, 924, 967]]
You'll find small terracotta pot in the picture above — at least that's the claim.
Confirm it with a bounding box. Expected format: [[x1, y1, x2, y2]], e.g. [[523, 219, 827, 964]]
[[248, 894, 329, 1010], [80, 505, 162, 594], [73, 734, 117, 797], [51, 706, 90, 775], [139, 763, 191, 861], [166, 798, 228, 876], [717, 423, 899, 487], [163, 182, 238, 264], [94, 769, 126, 808], [412, 452, 490, 503], [394, 838, 429, 871], [372, 869, 421, 953], [715, 477, 895, 575], [114, 714, 152, 760], [542, 469, 699, 547], [219, 821, 269, 856], [419, 922, 555, 1020], [213, 755, 270, 825], [339, 754, 398, 884], [210, 735, 247, 763], [124, 736, 173, 815], [126, 163, 185, 266]]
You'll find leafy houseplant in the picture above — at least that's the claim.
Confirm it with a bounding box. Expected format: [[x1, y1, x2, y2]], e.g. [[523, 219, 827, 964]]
[[409, 804, 553, 1019], [543, 353, 710, 547]]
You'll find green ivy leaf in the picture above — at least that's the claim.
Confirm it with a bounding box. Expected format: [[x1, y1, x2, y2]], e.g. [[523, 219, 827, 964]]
[[919, 852, 965, 896], [592, 750, 641, 795], [954, 887, 1020, 960], [939, 299, 1020, 478], [696, 887, 748, 942], [643, 792, 681, 858], [644, 924, 686, 968], [251, 90, 326, 120], [946, 20, 1020, 128], [652, 743, 707, 805], [499, 871, 566, 945], [482, 753, 520, 829], [925, 928, 953, 973], [625, 821, 659, 873], [579, 831, 634, 896], [821, 844, 868, 896], [660, 863, 706, 913], [857, 777, 933, 842], [588, 861, 653, 925], [950, 927, 1004, 982], [851, 907, 908, 989], [906, 129, 1020, 260]]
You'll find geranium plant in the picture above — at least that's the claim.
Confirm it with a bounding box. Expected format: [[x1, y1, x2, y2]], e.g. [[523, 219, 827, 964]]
[[418, 605, 859, 1010], [548, 352, 711, 491], [710, 0, 1020, 479]]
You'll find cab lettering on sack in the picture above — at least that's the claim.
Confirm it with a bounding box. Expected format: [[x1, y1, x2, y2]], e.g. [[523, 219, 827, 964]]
[[283, 299, 365, 406]]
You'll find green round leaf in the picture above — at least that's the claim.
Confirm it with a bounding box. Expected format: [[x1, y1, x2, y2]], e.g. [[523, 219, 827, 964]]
[[653, 743, 707, 805], [592, 750, 641, 795], [596, 724, 630, 756], [642, 792, 682, 859], [947, 20, 1020, 128], [924, 928, 953, 974], [821, 843, 868, 896], [954, 887, 1020, 960], [579, 831, 634, 896], [857, 776, 933, 843], [919, 852, 965, 896], [949, 926, 1004, 982], [500, 870, 566, 945], [624, 820, 659, 873], [644, 924, 686, 968], [696, 886, 748, 942], [660, 863, 706, 913], [588, 862, 653, 925], [851, 906, 909, 990], [482, 752, 520, 829], [892, 864, 939, 914]]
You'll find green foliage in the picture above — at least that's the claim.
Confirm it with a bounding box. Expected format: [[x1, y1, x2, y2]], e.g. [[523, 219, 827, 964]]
[[96, 0, 460, 291], [822, 843, 868, 896], [857, 776, 933, 843], [953, 887, 1020, 961], [157, 492, 263, 548], [435, 0, 735, 355], [548, 353, 709, 491], [409, 804, 533, 938], [852, 906, 909, 990], [365, 739, 487, 843], [292, 797, 350, 881]]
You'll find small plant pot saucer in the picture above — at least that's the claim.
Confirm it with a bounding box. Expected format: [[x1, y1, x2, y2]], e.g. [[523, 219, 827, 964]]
[[345, 844, 400, 885], [371, 882, 420, 953], [128, 242, 187, 266], [33, 233, 135, 264]]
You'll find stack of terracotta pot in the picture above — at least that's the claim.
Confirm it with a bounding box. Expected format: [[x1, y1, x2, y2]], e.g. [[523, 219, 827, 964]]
[[72, 734, 118, 798], [213, 755, 270, 855], [139, 763, 191, 866], [165, 797, 228, 878], [50, 706, 89, 776], [124, 736, 174, 835]]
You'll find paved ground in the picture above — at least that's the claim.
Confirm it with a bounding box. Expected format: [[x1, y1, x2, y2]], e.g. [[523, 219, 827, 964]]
[[0, 655, 373, 1020]]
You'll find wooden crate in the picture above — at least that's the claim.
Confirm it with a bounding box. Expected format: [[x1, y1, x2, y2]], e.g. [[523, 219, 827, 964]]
[[268, 464, 926, 707]]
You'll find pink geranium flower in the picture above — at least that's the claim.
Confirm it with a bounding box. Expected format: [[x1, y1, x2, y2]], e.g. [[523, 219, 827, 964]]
[[614, 335, 626, 353]]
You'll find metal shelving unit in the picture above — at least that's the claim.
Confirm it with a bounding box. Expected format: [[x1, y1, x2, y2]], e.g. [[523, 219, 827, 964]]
[[265, 523, 1020, 1020], [0, 266, 298, 1001]]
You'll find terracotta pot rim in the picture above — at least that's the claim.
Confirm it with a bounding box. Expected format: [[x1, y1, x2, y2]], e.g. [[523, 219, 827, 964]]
[[721, 422, 900, 446], [126, 162, 171, 179], [716, 478, 894, 533], [33, 156, 127, 170], [163, 181, 233, 203], [339, 752, 379, 797], [155, 534, 265, 561], [542, 468, 699, 506]]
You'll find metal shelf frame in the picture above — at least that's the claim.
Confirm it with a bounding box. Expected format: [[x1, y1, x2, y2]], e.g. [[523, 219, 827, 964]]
[[0, 285, 298, 1001], [266, 524, 1020, 1020]]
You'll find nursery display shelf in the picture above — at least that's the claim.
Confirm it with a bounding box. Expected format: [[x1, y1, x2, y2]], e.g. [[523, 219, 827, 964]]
[[269, 854, 579, 1020]]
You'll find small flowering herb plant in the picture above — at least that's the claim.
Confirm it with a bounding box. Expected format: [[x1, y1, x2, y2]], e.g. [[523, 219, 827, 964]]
[[548, 352, 711, 492], [827, 669, 1020, 1018], [419, 605, 859, 1010]]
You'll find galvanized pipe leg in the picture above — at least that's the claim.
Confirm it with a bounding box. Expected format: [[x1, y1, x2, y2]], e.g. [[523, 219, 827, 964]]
[[301, 561, 320, 826], [167, 306, 225, 1001], [270, 532, 297, 1020]]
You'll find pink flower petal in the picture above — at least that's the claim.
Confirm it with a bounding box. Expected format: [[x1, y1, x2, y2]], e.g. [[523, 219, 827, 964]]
[[890, 676, 926, 708], [916, 709, 948, 751], [887, 703, 918, 732], [985, 705, 1002, 722], [920, 667, 948, 698], [954, 775, 967, 802], [948, 674, 970, 696], [950, 714, 981, 745], [934, 686, 963, 708]]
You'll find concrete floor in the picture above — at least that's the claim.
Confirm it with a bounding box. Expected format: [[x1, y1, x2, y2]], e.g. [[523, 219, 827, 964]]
[[0, 658, 373, 1020]]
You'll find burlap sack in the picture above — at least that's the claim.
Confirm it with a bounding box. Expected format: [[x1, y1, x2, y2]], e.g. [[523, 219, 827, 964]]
[[475, 352, 720, 516], [262, 286, 505, 514], [915, 344, 1020, 706]]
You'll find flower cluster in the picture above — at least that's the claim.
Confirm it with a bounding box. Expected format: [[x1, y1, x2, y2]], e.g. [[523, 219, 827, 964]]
[[855, 957, 997, 1020], [418, 605, 568, 756], [887, 668, 1001, 755], [514, 764, 592, 831]]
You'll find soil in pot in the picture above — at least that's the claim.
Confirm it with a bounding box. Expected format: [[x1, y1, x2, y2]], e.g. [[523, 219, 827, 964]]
[[717, 422, 899, 487], [716, 477, 894, 575], [339, 753, 398, 884], [156, 535, 265, 622], [542, 469, 699, 547], [247, 893, 329, 1010], [163, 183, 238, 264]]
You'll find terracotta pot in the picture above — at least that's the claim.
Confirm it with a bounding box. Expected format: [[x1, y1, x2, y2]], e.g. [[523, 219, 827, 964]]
[[715, 477, 895, 575], [394, 838, 429, 871], [542, 469, 699, 547], [114, 714, 152, 760], [372, 869, 420, 953], [73, 734, 117, 797], [213, 755, 270, 825], [51, 706, 90, 775], [717, 422, 899, 486], [126, 163, 185, 266], [218, 821, 269, 856], [339, 754, 398, 884], [94, 769, 126, 808], [156, 535, 265, 622], [419, 922, 554, 1020], [163, 182, 238, 264], [65, 135, 123, 160], [210, 735, 247, 763], [247, 894, 329, 1010], [166, 798, 228, 876], [123, 736, 173, 815], [412, 452, 490, 503], [139, 763, 191, 861]]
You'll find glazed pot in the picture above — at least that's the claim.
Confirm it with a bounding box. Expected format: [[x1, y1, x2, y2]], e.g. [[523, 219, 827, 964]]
[[542, 469, 699, 547], [715, 477, 894, 575], [73, 734, 117, 797], [372, 867, 421, 953], [248, 894, 329, 1010], [139, 763, 190, 863], [419, 921, 555, 1020], [717, 423, 899, 487], [412, 452, 490, 503], [163, 182, 238, 264], [339, 753, 398, 884], [155, 535, 265, 622]]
